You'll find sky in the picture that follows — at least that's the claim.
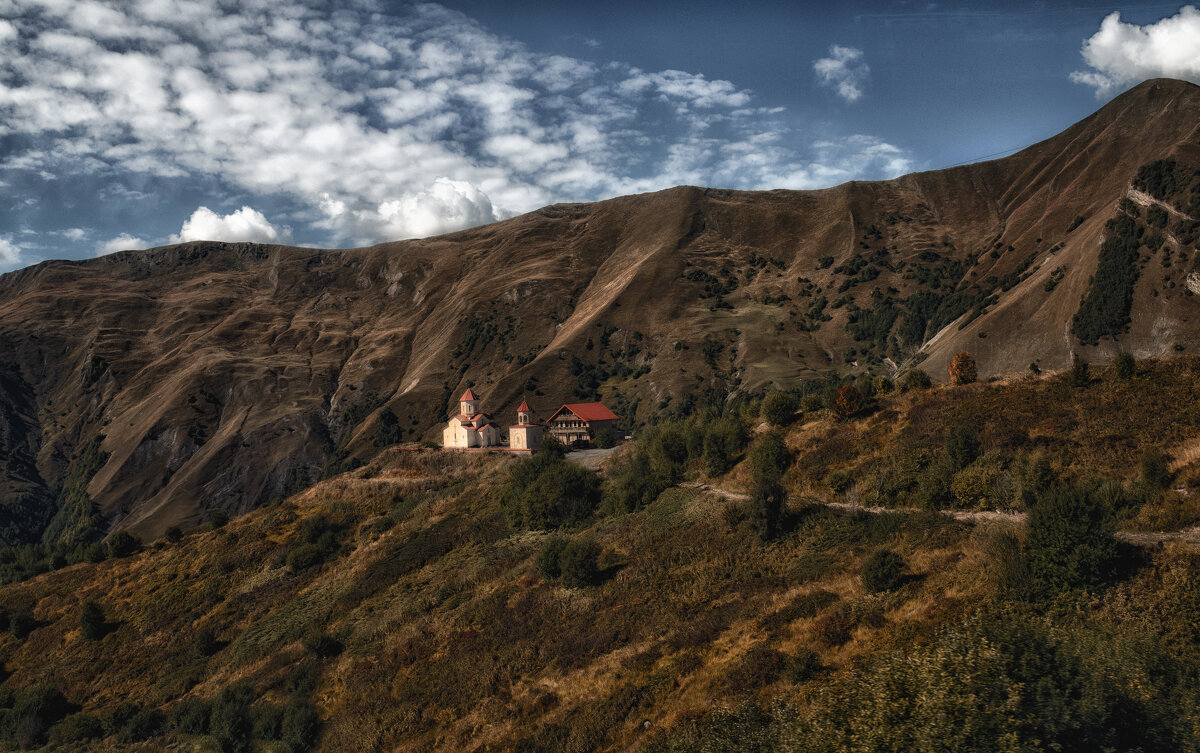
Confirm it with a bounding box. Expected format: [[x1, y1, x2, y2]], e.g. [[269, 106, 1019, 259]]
[[1, 1, 1200, 271]]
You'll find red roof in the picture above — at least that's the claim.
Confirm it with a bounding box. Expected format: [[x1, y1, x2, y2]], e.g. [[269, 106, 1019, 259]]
[[454, 412, 492, 428], [549, 402, 618, 422], [460, 388, 478, 401], [517, 400, 532, 412]]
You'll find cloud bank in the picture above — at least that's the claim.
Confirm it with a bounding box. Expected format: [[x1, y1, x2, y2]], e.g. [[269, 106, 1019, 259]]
[[0, 237, 21, 267], [1071, 6, 1200, 97], [171, 206, 290, 244], [814, 46, 869, 103], [1, 0, 913, 247], [95, 234, 148, 257]]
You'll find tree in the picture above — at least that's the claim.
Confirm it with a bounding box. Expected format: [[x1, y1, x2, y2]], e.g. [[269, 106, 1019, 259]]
[[761, 391, 798, 427], [749, 477, 785, 542], [1114, 351, 1136, 379], [899, 369, 932, 392], [535, 536, 568, 579], [747, 430, 789, 483], [832, 385, 862, 419], [592, 426, 616, 449], [79, 600, 105, 641], [702, 418, 747, 477], [500, 452, 601, 529], [862, 549, 906, 593], [602, 450, 668, 514], [373, 410, 403, 447], [107, 530, 141, 558], [1070, 352, 1090, 387], [559, 538, 601, 588], [1141, 448, 1172, 489], [945, 425, 980, 471], [5, 686, 72, 748], [280, 701, 319, 753], [163, 526, 183, 543], [1025, 484, 1117, 592], [949, 351, 977, 385]]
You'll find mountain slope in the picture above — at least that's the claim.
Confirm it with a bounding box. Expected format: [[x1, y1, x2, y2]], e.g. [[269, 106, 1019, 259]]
[[1, 78, 1199, 542]]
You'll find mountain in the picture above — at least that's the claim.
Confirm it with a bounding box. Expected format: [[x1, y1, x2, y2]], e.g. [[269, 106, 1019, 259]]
[[1, 78, 1199, 543]]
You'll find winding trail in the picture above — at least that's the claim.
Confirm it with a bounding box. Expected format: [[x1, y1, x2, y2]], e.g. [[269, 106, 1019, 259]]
[[680, 482, 1200, 548]]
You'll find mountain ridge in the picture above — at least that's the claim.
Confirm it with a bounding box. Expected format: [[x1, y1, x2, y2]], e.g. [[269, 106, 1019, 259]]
[[1, 78, 1199, 542]]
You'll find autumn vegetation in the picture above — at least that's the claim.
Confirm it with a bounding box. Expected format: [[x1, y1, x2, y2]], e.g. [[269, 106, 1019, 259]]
[[5, 356, 1200, 750]]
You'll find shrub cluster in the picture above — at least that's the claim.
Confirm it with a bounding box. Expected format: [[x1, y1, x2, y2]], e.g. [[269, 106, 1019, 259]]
[[286, 514, 345, 573], [535, 536, 601, 589], [500, 450, 601, 529]]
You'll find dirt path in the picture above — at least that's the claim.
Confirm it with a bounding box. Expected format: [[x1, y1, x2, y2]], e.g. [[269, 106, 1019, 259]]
[[680, 482, 1200, 548], [565, 446, 621, 470]]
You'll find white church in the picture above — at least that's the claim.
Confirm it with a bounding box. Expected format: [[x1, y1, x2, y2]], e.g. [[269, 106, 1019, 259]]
[[442, 388, 500, 448], [441, 389, 543, 451]]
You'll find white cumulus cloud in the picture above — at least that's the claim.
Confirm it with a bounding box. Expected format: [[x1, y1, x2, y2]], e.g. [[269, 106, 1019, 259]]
[[1071, 6, 1200, 97], [0, 1, 914, 249], [170, 206, 290, 244], [0, 237, 22, 267], [96, 233, 148, 256], [814, 45, 869, 103]]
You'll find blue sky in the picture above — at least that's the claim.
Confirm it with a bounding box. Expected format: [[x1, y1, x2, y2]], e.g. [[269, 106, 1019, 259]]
[[1, 0, 1199, 271]]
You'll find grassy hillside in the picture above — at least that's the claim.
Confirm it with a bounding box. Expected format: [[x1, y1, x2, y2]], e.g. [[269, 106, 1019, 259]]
[[3, 356, 1200, 751]]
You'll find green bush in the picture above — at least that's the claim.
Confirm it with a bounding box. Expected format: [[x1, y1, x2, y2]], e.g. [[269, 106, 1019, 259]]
[[899, 369, 932, 392], [499, 452, 601, 530], [862, 549, 906, 593], [945, 425, 980, 471], [1070, 353, 1090, 387], [170, 697, 210, 734], [107, 530, 141, 558], [559, 538, 601, 589], [702, 418, 747, 476], [747, 430, 789, 484], [373, 409, 403, 447], [8, 610, 34, 640], [535, 536, 568, 579], [287, 543, 324, 573], [602, 450, 668, 514], [592, 426, 616, 449], [1141, 448, 1172, 489], [116, 707, 164, 743], [280, 701, 319, 753], [251, 703, 283, 739], [3, 686, 72, 748], [1025, 484, 1117, 592], [1114, 351, 1136, 379], [102, 701, 139, 738], [47, 712, 102, 744], [164, 525, 183, 543], [761, 391, 798, 426], [209, 682, 254, 753], [750, 477, 785, 542], [79, 600, 105, 640]]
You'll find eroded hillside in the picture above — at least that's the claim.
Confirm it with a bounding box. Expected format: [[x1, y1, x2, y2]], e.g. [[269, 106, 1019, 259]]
[[0, 79, 1199, 542]]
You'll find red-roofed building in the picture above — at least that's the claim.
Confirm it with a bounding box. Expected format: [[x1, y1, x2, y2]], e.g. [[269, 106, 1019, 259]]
[[546, 402, 619, 447]]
